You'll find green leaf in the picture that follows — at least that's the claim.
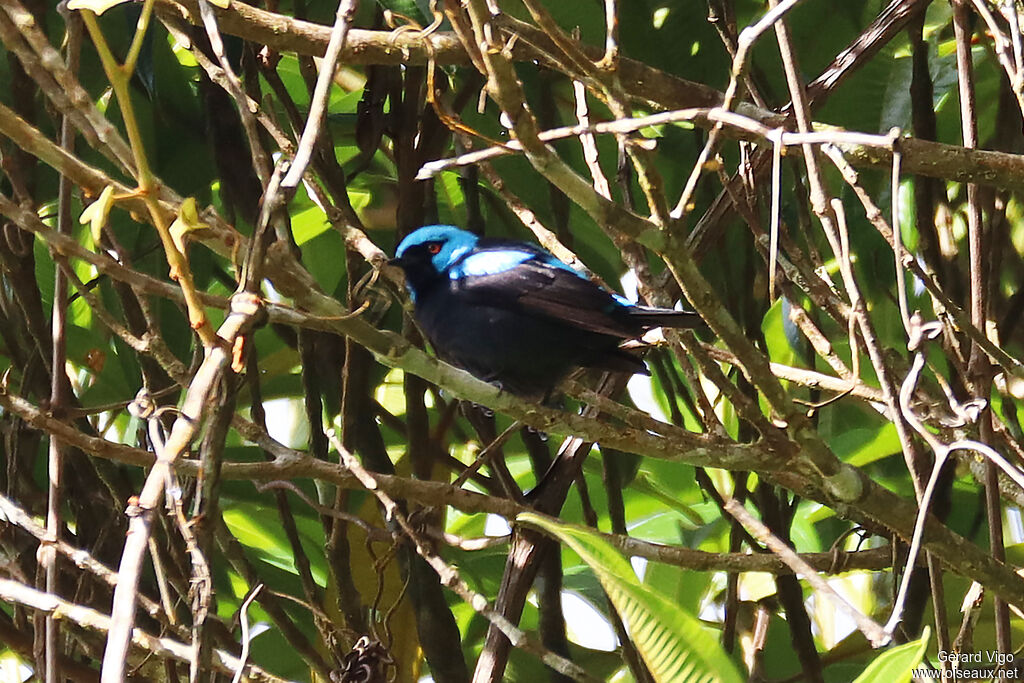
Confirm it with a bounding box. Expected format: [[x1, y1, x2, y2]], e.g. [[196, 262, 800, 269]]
[[518, 513, 743, 683], [223, 501, 327, 585], [852, 628, 930, 683], [835, 424, 901, 467], [762, 296, 798, 367]]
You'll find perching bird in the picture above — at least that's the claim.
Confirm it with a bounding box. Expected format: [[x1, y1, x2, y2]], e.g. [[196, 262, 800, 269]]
[[390, 225, 704, 398]]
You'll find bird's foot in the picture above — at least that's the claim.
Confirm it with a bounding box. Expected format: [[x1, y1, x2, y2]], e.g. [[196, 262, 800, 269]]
[[460, 401, 496, 419], [525, 425, 548, 441]]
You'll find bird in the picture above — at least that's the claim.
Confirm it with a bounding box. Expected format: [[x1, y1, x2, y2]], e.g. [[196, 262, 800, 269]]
[[390, 225, 704, 398]]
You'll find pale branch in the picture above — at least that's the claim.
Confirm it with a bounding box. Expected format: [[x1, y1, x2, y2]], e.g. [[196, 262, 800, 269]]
[[258, 242, 1024, 611], [4, 175, 1023, 617], [822, 144, 1023, 375], [416, 108, 901, 180], [195, 0, 274, 188], [278, 0, 358, 190], [461, 0, 868, 533], [325, 431, 598, 682], [0, 188, 358, 338]]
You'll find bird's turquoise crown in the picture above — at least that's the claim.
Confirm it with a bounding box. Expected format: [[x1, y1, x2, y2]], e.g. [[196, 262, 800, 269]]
[[394, 225, 479, 274]]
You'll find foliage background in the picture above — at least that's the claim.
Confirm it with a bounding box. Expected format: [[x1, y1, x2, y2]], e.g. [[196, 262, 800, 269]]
[[0, 0, 1023, 681]]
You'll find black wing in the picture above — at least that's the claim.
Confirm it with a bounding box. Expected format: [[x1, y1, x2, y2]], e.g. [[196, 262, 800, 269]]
[[450, 251, 645, 338]]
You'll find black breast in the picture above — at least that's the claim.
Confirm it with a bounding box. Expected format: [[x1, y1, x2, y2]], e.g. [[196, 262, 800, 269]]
[[413, 280, 645, 397]]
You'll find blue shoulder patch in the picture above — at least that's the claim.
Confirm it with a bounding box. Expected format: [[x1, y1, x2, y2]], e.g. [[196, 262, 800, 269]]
[[450, 250, 534, 279]]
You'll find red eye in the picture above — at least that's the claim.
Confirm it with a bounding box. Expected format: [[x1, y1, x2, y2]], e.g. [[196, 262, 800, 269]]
[[427, 243, 442, 254]]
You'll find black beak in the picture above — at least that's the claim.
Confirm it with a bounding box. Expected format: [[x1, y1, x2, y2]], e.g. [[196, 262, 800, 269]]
[[387, 256, 406, 268]]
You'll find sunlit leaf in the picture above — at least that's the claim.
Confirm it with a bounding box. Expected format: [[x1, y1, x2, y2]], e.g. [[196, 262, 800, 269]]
[[836, 424, 901, 467], [291, 204, 330, 245], [518, 513, 743, 683], [851, 628, 930, 683], [222, 502, 327, 584]]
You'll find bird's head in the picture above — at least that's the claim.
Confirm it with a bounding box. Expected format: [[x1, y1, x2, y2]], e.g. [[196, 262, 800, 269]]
[[390, 225, 478, 295]]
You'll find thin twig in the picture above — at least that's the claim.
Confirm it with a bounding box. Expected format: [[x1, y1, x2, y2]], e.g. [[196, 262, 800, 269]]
[[231, 585, 264, 683], [768, 130, 782, 299], [722, 498, 889, 647], [0, 1, 135, 174], [889, 128, 911, 336], [0, 493, 167, 622], [573, 81, 612, 199], [79, 0, 219, 346], [195, 0, 273, 185], [953, 0, 1011, 654]]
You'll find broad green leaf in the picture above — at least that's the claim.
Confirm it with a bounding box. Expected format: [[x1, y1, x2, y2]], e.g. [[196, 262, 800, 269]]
[[518, 513, 743, 683], [836, 424, 901, 467], [852, 628, 930, 683], [290, 204, 330, 245], [435, 170, 466, 223], [223, 501, 327, 585], [643, 562, 709, 617]]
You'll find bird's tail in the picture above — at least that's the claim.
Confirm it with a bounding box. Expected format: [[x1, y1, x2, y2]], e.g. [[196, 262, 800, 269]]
[[626, 306, 704, 329]]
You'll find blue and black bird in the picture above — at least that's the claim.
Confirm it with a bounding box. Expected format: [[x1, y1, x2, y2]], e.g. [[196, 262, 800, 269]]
[[390, 225, 703, 398]]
